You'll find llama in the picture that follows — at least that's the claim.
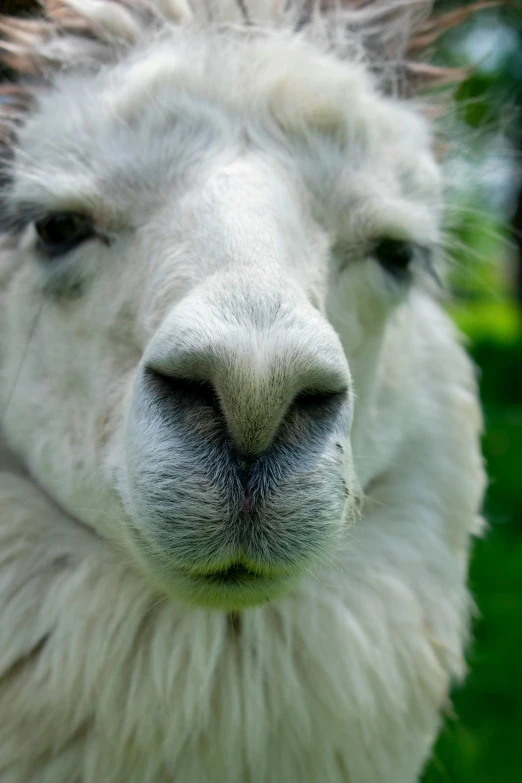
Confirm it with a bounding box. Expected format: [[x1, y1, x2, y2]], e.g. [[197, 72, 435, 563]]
[[0, 1, 487, 781]]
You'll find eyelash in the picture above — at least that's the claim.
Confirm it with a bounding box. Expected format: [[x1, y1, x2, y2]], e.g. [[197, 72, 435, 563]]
[[372, 239, 416, 279], [335, 239, 423, 275], [34, 212, 97, 259], [25, 211, 435, 293]]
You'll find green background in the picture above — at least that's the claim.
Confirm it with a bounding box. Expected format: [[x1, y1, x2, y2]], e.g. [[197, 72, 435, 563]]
[[423, 316, 522, 782], [423, 4, 522, 779]]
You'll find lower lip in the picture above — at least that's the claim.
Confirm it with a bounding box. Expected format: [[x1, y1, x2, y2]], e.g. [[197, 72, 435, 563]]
[[127, 527, 295, 608], [202, 565, 263, 584], [180, 568, 290, 609]]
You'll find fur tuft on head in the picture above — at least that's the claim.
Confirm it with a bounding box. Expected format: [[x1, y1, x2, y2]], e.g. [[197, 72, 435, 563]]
[[0, 0, 505, 208], [0, 0, 504, 211], [0, 1, 503, 98]]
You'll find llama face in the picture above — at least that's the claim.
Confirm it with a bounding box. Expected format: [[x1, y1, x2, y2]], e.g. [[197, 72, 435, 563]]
[[0, 33, 442, 608]]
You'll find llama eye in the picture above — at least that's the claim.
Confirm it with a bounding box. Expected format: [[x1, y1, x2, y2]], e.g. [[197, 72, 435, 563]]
[[373, 239, 414, 278], [35, 212, 95, 258]]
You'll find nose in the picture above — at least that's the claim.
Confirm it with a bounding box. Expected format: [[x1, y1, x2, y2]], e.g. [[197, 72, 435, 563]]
[[143, 292, 351, 457]]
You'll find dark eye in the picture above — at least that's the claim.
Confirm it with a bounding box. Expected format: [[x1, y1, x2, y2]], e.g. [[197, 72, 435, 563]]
[[373, 239, 414, 278], [35, 212, 95, 258]]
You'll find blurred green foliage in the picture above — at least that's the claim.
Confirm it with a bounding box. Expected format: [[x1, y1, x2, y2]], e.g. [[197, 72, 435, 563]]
[[446, 4, 522, 134], [421, 4, 522, 782], [423, 310, 522, 783]]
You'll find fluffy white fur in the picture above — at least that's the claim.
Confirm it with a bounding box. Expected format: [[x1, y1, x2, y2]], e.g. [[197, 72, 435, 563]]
[[0, 1, 485, 781]]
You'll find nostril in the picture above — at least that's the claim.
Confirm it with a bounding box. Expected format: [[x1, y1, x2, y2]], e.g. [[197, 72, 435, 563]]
[[293, 387, 348, 411], [144, 368, 220, 410]]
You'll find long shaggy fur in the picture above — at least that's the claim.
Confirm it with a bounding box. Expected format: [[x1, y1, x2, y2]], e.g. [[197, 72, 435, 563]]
[[0, 2, 491, 782], [0, 1, 499, 135]]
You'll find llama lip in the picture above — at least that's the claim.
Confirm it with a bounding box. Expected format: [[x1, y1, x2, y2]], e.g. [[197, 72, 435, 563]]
[[181, 560, 277, 584], [171, 561, 294, 608], [201, 563, 262, 584]]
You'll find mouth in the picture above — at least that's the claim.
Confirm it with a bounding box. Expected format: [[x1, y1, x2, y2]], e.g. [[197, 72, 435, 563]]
[[200, 563, 262, 584], [177, 561, 294, 609], [124, 521, 300, 608]]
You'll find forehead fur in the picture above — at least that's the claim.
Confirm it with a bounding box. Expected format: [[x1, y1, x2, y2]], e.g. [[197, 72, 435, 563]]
[[0, 1, 496, 140], [1, 0, 474, 243], [23, 26, 422, 147], [104, 31, 373, 132], [9, 41, 440, 249]]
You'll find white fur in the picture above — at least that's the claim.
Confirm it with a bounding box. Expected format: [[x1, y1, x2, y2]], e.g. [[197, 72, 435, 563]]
[[0, 2, 484, 781]]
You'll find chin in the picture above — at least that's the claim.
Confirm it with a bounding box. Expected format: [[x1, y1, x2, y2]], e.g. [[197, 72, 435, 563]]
[[169, 565, 296, 609], [124, 522, 315, 609]]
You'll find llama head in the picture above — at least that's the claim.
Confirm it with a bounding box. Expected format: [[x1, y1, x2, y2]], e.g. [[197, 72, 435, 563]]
[[0, 1, 464, 608]]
